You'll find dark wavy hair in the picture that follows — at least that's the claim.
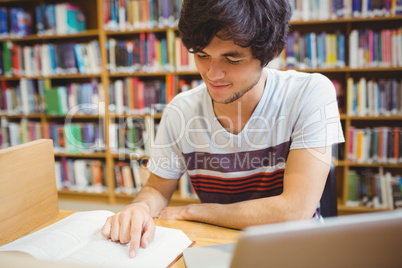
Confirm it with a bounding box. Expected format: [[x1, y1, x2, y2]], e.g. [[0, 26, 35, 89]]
[[178, 0, 292, 67]]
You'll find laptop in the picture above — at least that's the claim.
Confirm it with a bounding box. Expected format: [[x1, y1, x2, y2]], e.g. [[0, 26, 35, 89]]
[[183, 210, 402, 268]]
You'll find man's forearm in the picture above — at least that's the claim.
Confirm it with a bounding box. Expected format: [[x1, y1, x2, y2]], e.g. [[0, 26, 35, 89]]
[[181, 195, 313, 229]]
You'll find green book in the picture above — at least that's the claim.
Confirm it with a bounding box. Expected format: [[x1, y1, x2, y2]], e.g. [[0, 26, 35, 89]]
[[65, 123, 83, 153], [45, 87, 68, 115], [3, 42, 12, 76]]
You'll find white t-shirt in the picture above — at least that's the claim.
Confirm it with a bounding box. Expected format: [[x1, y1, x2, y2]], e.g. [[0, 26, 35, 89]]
[[147, 68, 344, 207]]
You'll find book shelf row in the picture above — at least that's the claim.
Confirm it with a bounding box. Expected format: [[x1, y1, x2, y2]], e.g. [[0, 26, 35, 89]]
[[345, 167, 402, 210], [0, 3, 87, 38], [0, 117, 106, 154], [0, 40, 102, 77], [55, 157, 198, 201], [103, 0, 182, 31], [346, 77, 402, 116], [289, 0, 402, 21], [107, 33, 195, 74], [347, 126, 402, 164], [271, 26, 402, 70], [0, 78, 104, 116], [108, 76, 202, 115]]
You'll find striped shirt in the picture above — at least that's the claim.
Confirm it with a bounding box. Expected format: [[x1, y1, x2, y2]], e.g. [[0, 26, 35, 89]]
[[147, 68, 344, 215]]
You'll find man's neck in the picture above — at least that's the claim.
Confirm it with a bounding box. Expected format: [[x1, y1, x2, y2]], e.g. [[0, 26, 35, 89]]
[[213, 70, 267, 135]]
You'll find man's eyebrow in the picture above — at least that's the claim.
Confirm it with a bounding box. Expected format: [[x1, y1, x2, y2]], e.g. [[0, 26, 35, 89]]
[[221, 51, 246, 58], [197, 50, 247, 58]]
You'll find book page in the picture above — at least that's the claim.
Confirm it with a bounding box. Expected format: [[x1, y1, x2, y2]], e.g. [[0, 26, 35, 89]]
[[0, 210, 193, 267]]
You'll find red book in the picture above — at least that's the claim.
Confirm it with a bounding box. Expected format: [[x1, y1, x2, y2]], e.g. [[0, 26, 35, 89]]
[[394, 128, 400, 161], [11, 44, 21, 77]]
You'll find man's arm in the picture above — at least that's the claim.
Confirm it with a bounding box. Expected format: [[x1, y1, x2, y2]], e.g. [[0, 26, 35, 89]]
[[158, 146, 332, 229], [101, 173, 179, 258]]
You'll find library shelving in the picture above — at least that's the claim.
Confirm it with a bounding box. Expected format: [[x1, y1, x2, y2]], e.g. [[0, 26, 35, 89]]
[[0, 0, 401, 213]]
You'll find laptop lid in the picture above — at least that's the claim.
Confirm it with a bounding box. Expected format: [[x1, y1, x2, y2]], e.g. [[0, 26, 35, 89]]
[[184, 210, 402, 268]]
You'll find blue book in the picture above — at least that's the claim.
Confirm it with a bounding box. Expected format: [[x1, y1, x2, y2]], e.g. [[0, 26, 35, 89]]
[[306, 33, 312, 69], [352, 0, 361, 17], [160, 81, 166, 105], [0, 8, 8, 37], [337, 32, 345, 68], [35, 6, 44, 34], [74, 44, 86, 74], [45, 5, 56, 34], [10, 8, 32, 38], [48, 44, 57, 75], [397, 0, 402, 15], [160, 38, 168, 68]]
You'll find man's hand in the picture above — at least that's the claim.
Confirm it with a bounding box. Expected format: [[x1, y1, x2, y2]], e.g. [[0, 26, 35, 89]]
[[101, 203, 156, 258]]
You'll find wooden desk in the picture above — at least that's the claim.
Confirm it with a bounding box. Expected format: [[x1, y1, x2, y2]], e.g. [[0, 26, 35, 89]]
[[28, 210, 240, 268]]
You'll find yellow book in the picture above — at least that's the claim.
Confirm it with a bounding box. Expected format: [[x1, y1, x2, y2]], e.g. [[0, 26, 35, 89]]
[[347, 77, 355, 115]]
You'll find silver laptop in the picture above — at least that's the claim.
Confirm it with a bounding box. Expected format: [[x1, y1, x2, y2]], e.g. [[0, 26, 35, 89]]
[[183, 210, 402, 268]]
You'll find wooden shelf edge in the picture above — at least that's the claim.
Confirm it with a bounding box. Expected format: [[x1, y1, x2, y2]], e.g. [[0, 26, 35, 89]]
[[0, 29, 100, 42], [290, 15, 402, 25]]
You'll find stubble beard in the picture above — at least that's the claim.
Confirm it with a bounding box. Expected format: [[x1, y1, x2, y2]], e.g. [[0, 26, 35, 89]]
[[208, 72, 262, 105]]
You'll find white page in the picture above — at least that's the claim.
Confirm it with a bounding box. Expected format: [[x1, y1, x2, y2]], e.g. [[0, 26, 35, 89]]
[[0, 210, 193, 267]]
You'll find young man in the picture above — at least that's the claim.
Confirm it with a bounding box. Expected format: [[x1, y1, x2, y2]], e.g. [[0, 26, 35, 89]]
[[102, 0, 344, 258]]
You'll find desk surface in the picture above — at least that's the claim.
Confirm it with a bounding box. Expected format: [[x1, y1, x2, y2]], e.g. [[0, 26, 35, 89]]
[[31, 210, 240, 268]]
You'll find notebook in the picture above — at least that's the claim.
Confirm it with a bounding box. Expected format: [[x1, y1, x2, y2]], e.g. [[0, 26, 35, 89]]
[[183, 210, 402, 268]]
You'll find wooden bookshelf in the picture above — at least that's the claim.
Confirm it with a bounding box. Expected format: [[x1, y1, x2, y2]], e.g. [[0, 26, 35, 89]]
[[0, 0, 401, 214]]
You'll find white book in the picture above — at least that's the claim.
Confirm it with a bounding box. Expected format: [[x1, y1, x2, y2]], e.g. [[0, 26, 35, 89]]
[[114, 80, 124, 115], [19, 79, 30, 115], [108, 123, 118, 153], [108, 39, 117, 73], [349, 30, 359, 68], [55, 3, 67, 35], [54, 161, 63, 190], [0, 210, 193, 268], [23, 46, 32, 76], [40, 44, 51, 76], [361, 0, 368, 18], [73, 160, 88, 191], [319, 0, 329, 20], [302, 0, 310, 20], [310, 32, 317, 69]]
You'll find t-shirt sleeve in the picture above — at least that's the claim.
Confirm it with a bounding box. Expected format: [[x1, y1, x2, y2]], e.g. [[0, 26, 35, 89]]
[[290, 74, 345, 150], [146, 103, 187, 179]]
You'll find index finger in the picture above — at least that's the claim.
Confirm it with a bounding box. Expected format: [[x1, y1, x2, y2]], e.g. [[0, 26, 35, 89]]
[[128, 221, 142, 258]]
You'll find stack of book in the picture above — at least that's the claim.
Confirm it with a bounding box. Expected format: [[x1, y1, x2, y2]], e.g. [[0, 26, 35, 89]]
[[107, 34, 195, 73], [347, 126, 402, 164], [44, 80, 103, 116], [55, 157, 106, 192], [108, 117, 152, 156], [103, 0, 182, 31], [35, 3, 86, 35], [0, 118, 43, 149], [289, 0, 402, 21], [349, 27, 402, 69], [346, 168, 402, 209], [44, 122, 106, 154], [0, 40, 101, 77], [270, 31, 346, 69], [0, 79, 43, 115], [347, 77, 402, 116]]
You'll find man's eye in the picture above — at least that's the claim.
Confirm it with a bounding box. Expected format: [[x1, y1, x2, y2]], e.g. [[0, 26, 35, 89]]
[[197, 54, 208, 59], [226, 58, 241, 64]]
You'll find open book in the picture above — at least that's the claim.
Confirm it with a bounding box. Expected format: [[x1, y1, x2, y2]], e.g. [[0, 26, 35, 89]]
[[0, 210, 194, 267]]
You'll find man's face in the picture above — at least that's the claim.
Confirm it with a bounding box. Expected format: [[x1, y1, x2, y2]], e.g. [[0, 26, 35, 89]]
[[194, 36, 263, 104]]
